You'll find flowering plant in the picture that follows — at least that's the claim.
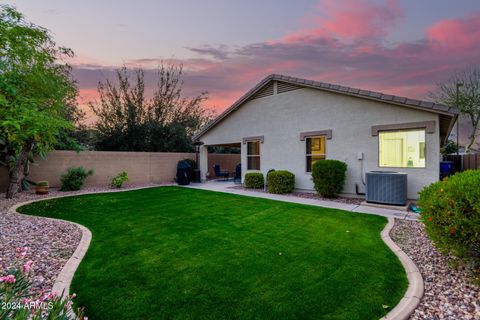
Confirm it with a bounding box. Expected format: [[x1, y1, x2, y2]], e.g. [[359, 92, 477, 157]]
[[0, 247, 87, 320]]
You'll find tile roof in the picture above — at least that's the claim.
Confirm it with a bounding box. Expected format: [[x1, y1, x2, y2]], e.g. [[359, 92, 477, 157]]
[[194, 74, 458, 142]]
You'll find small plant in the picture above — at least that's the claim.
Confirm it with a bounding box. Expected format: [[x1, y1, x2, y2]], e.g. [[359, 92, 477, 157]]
[[0, 246, 86, 319], [60, 167, 94, 191], [418, 170, 480, 276], [244, 172, 264, 189], [311, 160, 347, 198], [111, 171, 129, 188], [267, 170, 295, 194], [35, 181, 49, 187]]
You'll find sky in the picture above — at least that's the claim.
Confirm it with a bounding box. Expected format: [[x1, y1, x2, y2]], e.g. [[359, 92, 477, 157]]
[[4, 0, 480, 117]]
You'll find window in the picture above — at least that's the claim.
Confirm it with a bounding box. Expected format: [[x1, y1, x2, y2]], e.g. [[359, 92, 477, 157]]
[[379, 129, 426, 168], [306, 136, 326, 172], [247, 141, 260, 170]]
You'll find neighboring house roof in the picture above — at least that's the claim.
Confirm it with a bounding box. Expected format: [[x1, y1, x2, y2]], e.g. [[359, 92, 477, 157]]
[[194, 74, 458, 143]]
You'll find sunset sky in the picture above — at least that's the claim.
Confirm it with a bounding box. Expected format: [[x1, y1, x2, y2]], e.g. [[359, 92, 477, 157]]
[[5, 0, 480, 116]]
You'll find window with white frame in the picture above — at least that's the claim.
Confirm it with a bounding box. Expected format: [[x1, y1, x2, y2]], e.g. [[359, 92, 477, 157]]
[[379, 129, 426, 168]]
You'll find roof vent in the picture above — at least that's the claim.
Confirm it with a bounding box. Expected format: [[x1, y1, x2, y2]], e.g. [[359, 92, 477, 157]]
[[277, 81, 301, 94], [251, 82, 274, 100]]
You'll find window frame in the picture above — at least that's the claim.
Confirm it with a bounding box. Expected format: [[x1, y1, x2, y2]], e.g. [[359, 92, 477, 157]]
[[378, 128, 426, 168], [247, 140, 261, 170], [305, 135, 327, 173]]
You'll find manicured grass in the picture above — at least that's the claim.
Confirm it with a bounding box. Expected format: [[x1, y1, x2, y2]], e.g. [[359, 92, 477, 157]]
[[19, 187, 407, 320]]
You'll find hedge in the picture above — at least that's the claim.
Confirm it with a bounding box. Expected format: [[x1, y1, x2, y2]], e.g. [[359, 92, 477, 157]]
[[311, 160, 347, 198], [418, 170, 480, 274], [244, 172, 264, 189], [267, 170, 295, 194]]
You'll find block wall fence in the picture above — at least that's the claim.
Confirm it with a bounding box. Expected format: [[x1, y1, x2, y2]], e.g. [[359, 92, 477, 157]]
[[0, 151, 240, 191]]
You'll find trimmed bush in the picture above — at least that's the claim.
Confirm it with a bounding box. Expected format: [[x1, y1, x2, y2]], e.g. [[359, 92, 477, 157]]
[[311, 160, 347, 198], [111, 171, 129, 188], [268, 170, 295, 194], [60, 167, 94, 191], [244, 172, 264, 189], [418, 170, 480, 274]]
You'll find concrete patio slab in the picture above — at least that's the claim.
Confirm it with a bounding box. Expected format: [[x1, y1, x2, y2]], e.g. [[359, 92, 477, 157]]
[[186, 181, 419, 221]]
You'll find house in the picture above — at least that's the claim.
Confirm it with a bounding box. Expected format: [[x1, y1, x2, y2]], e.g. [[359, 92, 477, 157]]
[[194, 74, 458, 199]]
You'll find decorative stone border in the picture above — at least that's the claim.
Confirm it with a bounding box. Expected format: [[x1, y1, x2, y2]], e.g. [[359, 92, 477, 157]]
[[380, 218, 424, 320], [8, 184, 172, 296]]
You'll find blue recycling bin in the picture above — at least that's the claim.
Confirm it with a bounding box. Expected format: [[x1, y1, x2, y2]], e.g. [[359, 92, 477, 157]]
[[440, 161, 454, 179]]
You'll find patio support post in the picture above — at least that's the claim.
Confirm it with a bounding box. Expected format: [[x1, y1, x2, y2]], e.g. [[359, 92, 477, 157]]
[[199, 144, 208, 182]]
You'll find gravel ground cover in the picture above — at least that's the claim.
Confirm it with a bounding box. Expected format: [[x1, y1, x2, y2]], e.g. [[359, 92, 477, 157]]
[[391, 219, 480, 320], [0, 183, 163, 298]]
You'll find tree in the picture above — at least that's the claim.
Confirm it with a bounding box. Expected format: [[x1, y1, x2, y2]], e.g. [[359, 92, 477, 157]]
[[0, 5, 77, 198], [432, 67, 480, 153], [90, 64, 214, 152]]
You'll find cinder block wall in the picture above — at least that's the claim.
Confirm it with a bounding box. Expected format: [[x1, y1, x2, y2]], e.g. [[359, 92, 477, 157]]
[[0, 151, 242, 191], [2, 151, 196, 190]]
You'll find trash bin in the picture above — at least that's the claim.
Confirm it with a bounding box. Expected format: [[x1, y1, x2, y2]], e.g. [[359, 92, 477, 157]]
[[440, 161, 454, 180], [176, 160, 191, 185]]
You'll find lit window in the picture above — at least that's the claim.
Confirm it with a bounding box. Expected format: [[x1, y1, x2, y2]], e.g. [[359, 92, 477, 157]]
[[379, 129, 426, 168], [247, 141, 260, 170], [306, 136, 326, 172]]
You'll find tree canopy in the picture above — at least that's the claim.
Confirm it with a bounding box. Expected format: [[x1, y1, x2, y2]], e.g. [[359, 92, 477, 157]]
[[90, 64, 214, 152], [432, 67, 480, 153], [0, 5, 77, 198]]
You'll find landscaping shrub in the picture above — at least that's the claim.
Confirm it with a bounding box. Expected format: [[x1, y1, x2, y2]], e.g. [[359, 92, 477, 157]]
[[268, 170, 295, 194], [111, 171, 129, 188], [244, 172, 264, 189], [311, 160, 347, 198], [60, 167, 94, 191], [418, 170, 480, 274]]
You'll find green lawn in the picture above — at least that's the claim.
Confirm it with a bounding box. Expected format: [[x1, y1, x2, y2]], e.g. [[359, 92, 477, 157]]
[[19, 187, 407, 320]]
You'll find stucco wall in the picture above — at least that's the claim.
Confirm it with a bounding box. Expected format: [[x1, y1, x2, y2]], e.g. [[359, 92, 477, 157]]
[[0, 151, 239, 191], [199, 88, 441, 199]]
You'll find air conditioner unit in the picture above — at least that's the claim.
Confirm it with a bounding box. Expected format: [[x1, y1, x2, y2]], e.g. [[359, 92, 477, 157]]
[[365, 171, 407, 206]]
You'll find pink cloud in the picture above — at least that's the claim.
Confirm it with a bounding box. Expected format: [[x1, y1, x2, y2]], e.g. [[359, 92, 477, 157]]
[[283, 0, 402, 43], [71, 1, 480, 115], [427, 12, 480, 52]]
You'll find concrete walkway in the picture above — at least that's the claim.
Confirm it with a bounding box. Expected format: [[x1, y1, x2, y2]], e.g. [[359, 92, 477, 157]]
[[185, 180, 419, 221]]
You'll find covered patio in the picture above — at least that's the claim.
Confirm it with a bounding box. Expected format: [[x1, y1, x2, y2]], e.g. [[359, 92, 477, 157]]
[[197, 141, 241, 181]]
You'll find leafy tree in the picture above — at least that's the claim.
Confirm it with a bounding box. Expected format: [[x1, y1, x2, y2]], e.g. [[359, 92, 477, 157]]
[[0, 5, 77, 198], [90, 64, 214, 152], [440, 139, 458, 156], [432, 67, 480, 153], [54, 99, 90, 150]]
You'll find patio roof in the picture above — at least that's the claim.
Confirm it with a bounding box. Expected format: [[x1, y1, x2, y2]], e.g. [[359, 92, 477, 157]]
[[193, 74, 458, 143]]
